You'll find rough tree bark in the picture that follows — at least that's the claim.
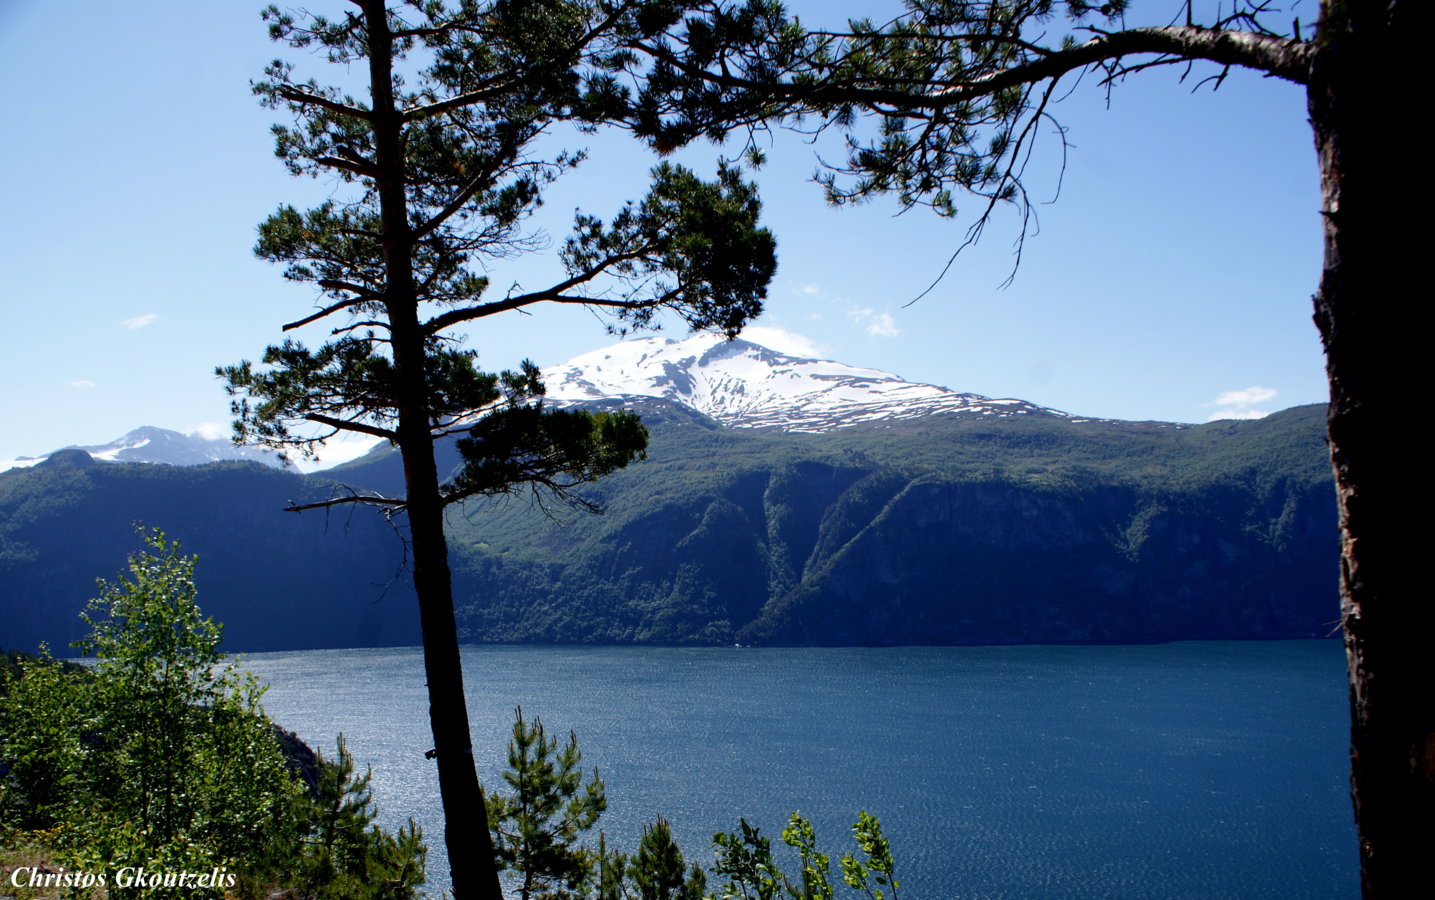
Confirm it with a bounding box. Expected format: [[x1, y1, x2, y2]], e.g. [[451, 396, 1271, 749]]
[[1307, 3, 1432, 893]]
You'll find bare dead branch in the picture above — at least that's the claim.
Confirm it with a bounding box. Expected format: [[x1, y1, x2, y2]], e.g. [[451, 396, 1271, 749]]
[[286, 493, 406, 513]]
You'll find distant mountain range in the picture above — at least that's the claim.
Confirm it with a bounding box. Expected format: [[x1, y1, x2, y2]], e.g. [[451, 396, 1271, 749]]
[[2, 425, 282, 472], [0, 334, 1119, 473], [0, 337, 1337, 652]]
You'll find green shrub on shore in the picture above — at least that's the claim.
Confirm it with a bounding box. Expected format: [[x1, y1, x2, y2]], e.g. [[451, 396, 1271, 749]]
[[0, 531, 425, 899]]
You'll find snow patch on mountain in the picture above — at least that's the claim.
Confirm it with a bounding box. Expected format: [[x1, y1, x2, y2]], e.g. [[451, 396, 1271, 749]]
[[541, 333, 1071, 432]]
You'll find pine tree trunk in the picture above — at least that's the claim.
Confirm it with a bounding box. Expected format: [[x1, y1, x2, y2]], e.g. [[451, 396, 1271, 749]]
[[1309, 3, 1434, 894], [359, 2, 503, 897], [405, 448, 503, 900]]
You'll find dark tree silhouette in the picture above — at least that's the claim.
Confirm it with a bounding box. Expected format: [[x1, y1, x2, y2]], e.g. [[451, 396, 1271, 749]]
[[221, 3, 775, 897]]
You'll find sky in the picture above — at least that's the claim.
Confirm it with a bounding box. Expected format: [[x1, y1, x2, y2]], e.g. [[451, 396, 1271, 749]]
[[0, 1, 1327, 468]]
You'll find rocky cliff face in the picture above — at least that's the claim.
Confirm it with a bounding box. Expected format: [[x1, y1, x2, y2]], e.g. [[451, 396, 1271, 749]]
[[739, 475, 1334, 645]]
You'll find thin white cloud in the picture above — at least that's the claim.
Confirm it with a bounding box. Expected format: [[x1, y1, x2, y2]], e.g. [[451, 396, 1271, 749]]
[[123, 313, 159, 330], [68, 379, 95, 389], [866, 312, 900, 338], [1206, 385, 1278, 421], [799, 283, 820, 296], [742, 325, 824, 358], [192, 422, 228, 441], [1214, 386, 1277, 407], [849, 307, 901, 338]]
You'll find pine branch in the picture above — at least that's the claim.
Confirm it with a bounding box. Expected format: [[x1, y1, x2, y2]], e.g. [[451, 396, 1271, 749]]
[[283, 293, 379, 332], [277, 87, 372, 121], [421, 251, 655, 333], [304, 413, 397, 441], [640, 24, 1312, 117]]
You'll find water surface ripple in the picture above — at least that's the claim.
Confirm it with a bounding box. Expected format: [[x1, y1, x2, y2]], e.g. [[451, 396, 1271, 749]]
[[241, 641, 1355, 899]]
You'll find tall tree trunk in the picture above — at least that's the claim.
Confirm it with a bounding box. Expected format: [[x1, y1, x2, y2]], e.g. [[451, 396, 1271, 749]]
[[1309, 3, 1433, 894], [361, 2, 503, 897], [404, 444, 503, 900]]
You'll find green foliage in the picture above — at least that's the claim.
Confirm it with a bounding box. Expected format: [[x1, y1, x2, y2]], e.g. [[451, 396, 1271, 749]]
[[780, 814, 832, 900], [449, 398, 651, 510], [837, 812, 897, 900], [711, 819, 783, 900], [70, 532, 298, 891], [481, 712, 883, 900], [284, 736, 427, 900], [488, 707, 608, 900], [711, 812, 896, 900], [627, 817, 706, 900], [0, 648, 87, 830], [0, 531, 425, 899]]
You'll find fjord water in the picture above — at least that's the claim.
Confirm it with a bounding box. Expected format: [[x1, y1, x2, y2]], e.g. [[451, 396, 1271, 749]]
[[241, 642, 1355, 898]]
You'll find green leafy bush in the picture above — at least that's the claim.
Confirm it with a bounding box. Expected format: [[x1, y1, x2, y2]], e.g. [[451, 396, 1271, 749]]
[[0, 530, 425, 899]]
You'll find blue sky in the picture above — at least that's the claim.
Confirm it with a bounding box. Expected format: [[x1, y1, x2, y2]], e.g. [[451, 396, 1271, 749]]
[[0, 1, 1327, 466]]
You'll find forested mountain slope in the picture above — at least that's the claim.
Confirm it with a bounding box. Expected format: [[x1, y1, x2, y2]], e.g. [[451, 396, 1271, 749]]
[[1, 383, 1334, 651], [338, 399, 1336, 646], [0, 454, 420, 652]]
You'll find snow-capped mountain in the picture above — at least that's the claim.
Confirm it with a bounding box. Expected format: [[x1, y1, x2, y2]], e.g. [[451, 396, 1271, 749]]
[[1, 337, 1067, 474], [542, 333, 1071, 432], [1, 426, 281, 472]]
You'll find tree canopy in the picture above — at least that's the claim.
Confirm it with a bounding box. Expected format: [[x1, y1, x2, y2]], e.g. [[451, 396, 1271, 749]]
[[220, 3, 777, 898]]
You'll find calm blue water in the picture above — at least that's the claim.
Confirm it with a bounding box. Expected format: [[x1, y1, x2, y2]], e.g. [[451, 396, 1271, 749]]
[[240, 642, 1356, 898]]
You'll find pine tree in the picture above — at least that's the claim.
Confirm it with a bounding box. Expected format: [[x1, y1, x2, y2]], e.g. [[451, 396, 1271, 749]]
[[594, 832, 628, 900], [627, 817, 707, 900], [221, 4, 775, 898], [288, 736, 427, 900], [487, 708, 607, 900]]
